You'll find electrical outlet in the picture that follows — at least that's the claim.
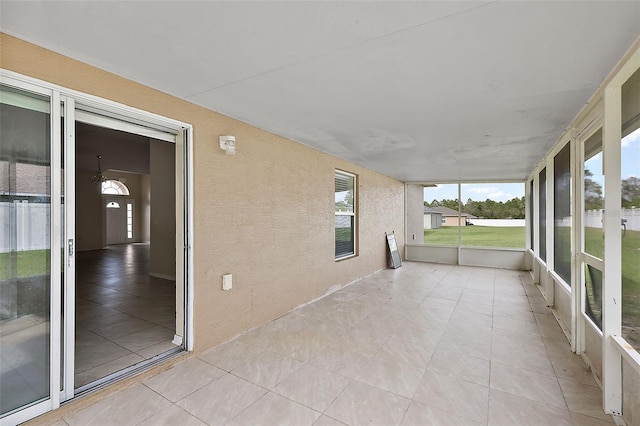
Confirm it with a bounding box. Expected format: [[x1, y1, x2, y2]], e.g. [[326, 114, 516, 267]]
[[222, 274, 232, 291]]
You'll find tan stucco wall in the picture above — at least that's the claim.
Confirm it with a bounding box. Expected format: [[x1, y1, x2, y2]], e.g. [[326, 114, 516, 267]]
[[0, 33, 405, 352], [443, 216, 466, 227]]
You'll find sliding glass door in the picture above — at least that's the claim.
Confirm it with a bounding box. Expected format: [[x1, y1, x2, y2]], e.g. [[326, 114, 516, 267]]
[[0, 84, 57, 419]]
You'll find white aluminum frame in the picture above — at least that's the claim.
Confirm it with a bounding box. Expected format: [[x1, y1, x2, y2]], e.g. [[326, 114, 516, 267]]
[[335, 169, 358, 261], [0, 75, 60, 426], [601, 85, 623, 416], [61, 97, 76, 401], [576, 121, 605, 356], [0, 69, 196, 422]]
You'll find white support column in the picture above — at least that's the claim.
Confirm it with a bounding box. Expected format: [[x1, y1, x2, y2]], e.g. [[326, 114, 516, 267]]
[[545, 158, 555, 306], [602, 85, 622, 416], [532, 175, 541, 284], [525, 179, 531, 252], [533, 176, 540, 258], [457, 183, 462, 264], [571, 130, 583, 354]]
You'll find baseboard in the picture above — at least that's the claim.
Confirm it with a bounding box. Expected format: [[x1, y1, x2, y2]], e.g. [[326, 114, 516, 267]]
[[172, 334, 183, 346], [149, 272, 176, 281]]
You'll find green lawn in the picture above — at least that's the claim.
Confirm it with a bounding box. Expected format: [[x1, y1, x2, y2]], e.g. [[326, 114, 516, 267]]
[[585, 227, 640, 348], [0, 249, 50, 280], [424, 225, 525, 248]]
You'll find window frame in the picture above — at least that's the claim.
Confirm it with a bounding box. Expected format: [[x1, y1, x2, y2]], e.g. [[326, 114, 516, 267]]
[[334, 169, 357, 261]]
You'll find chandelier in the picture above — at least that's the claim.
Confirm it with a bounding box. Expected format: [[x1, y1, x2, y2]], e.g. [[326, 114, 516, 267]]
[[90, 155, 108, 185]]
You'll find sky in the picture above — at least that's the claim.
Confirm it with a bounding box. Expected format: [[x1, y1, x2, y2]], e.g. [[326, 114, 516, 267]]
[[622, 127, 639, 180], [424, 182, 525, 203]]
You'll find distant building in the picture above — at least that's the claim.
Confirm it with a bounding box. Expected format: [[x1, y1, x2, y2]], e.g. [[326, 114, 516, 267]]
[[424, 206, 477, 227]]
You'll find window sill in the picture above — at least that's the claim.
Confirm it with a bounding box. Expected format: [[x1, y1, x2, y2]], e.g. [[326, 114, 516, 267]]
[[335, 253, 356, 262]]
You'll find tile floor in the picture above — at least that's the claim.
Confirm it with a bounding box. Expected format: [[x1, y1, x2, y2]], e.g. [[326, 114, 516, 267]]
[[75, 244, 178, 387], [50, 262, 613, 425]]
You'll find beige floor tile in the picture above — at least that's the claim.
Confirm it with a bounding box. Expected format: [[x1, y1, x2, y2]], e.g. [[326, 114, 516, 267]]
[[488, 388, 573, 426], [324, 380, 410, 426], [535, 313, 568, 340], [419, 296, 458, 313], [413, 370, 489, 424], [570, 412, 615, 425], [491, 339, 555, 377], [379, 336, 437, 369], [492, 304, 534, 320], [273, 363, 351, 412], [364, 351, 425, 398], [491, 326, 546, 347], [227, 391, 320, 426], [492, 315, 540, 335], [312, 415, 347, 426], [136, 404, 207, 426], [449, 308, 493, 328], [232, 350, 304, 389], [427, 349, 490, 386], [559, 379, 611, 422], [445, 320, 493, 341], [331, 326, 388, 354], [386, 321, 443, 346], [490, 361, 566, 408], [428, 286, 464, 301], [401, 401, 483, 426], [459, 292, 494, 307], [176, 373, 266, 425], [64, 384, 172, 426], [454, 300, 494, 316], [548, 353, 599, 386], [263, 329, 333, 362], [437, 327, 493, 360], [543, 335, 573, 358], [308, 344, 375, 374], [198, 339, 265, 372], [143, 357, 224, 402]]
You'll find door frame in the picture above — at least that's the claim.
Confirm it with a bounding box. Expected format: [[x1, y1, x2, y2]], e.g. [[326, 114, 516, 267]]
[[0, 69, 194, 423]]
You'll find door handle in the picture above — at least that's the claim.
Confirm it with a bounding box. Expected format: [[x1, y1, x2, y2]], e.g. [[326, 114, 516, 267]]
[[68, 238, 74, 267]]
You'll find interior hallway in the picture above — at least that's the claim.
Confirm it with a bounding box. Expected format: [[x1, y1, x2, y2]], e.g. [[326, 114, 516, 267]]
[[48, 262, 612, 425]]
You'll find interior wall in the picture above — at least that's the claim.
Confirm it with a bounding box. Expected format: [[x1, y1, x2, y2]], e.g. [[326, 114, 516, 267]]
[[75, 169, 103, 251], [149, 139, 176, 280], [140, 174, 151, 243], [0, 33, 405, 352]]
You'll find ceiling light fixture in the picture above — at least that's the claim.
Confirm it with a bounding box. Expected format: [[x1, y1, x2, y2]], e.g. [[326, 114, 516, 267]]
[[90, 154, 108, 185]]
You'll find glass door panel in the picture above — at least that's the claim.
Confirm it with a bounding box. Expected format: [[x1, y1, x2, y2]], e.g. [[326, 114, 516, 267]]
[[582, 129, 604, 330], [0, 85, 52, 417], [621, 69, 640, 349]]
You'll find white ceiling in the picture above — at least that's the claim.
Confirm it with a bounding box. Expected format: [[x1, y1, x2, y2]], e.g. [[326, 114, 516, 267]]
[[2, 1, 639, 182]]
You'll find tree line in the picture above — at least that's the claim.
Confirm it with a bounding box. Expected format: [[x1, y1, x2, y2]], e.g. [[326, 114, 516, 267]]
[[425, 197, 526, 219], [584, 171, 640, 210]]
